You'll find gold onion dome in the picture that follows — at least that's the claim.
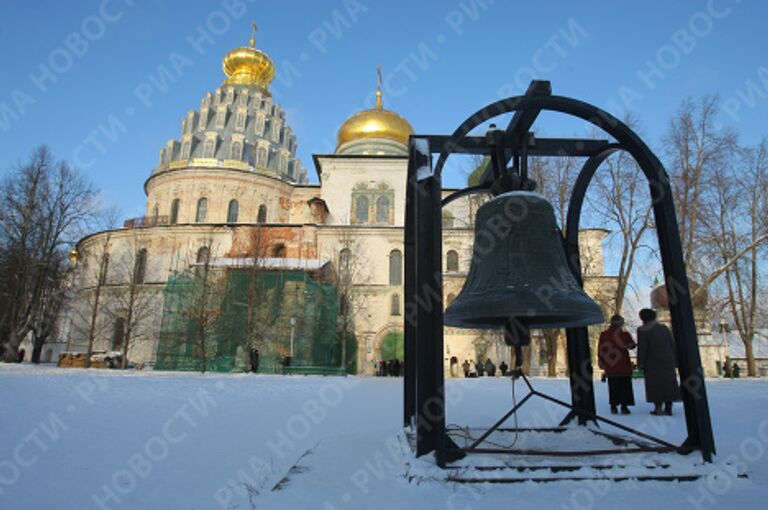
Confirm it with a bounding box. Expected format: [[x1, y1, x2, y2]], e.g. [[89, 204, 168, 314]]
[[337, 67, 414, 149], [222, 23, 274, 92]]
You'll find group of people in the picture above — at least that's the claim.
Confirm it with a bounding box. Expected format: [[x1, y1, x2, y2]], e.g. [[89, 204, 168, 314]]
[[457, 358, 511, 378], [598, 308, 681, 416], [376, 359, 402, 377]]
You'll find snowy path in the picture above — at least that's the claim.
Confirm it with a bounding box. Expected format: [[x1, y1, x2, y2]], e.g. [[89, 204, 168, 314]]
[[0, 364, 766, 510]]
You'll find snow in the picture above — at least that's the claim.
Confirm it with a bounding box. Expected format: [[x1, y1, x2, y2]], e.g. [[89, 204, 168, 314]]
[[1, 364, 767, 510]]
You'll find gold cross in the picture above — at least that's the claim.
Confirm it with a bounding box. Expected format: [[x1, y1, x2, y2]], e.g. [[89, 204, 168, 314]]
[[250, 22, 257, 48]]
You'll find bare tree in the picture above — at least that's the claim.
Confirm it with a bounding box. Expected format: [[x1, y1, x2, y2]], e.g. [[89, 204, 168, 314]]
[[0, 146, 98, 361], [666, 95, 738, 278], [183, 240, 226, 373], [586, 145, 653, 314], [107, 234, 157, 368], [335, 229, 371, 372], [82, 233, 111, 368], [703, 141, 768, 375]]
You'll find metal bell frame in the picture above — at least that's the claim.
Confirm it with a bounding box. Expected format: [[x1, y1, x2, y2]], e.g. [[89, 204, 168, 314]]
[[403, 81, 715, 468]]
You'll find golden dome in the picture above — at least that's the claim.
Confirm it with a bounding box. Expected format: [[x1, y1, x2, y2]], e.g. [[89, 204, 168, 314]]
[[222, 24, 274, 92], [337, 68, 413, 149]]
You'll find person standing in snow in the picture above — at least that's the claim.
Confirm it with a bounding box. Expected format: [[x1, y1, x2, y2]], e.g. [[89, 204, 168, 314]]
[[485, 359, 496, 377], [249, 348, 259, 373], [476, 359, 485, 377], [597, 314, 636, 415], [462, 359, 470, 378], [636, 308, 681, 415], [499, 361, 508, 376]]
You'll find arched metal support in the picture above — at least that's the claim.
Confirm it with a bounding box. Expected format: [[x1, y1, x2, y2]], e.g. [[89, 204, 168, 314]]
[[561, 145, 623, 426], [405, 83, 715, 466]]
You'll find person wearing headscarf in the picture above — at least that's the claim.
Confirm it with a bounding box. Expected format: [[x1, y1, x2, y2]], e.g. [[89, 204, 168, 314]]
[[598, 314, 636, 414]]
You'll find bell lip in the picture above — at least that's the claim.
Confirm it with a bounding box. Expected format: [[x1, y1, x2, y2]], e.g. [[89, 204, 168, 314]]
[[443, 313, 605, 330]]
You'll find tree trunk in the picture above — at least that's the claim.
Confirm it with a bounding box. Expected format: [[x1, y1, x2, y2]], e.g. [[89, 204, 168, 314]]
[[744, 339, 757, 377]]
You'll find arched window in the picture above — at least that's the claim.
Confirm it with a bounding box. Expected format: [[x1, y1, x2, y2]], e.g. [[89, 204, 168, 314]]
[[257, 147, 267, 166], [227, 199, 239, 223], [196, 246, 210, 264], [257, 204, 267, 223], [355, 195, 369, 223], [272, 244, 287, 258], [133, 248, 147, 284], [391, 294, 401, 316], [170, 199, 180, 224], [442, 211, 454, 229], [112, 317, 126, 351], [151, 203, 159, 218], [446, 250, 459, 272], [230, 141, 242, 160], [204, 139, 216, 158], [181, 140, 191, 159], [389, 249, 402, 286], [195, 198, 208, 223], [339, 248, 351, 284], [376, 196, 390, 223]]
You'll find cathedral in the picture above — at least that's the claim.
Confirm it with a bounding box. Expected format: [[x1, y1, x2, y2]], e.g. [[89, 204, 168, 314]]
[[48, 29, 618, 375]]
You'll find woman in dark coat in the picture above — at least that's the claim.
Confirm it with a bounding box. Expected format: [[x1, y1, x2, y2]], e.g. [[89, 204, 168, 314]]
[[636, 308, 681, 415], [597, 314, 636, 414]]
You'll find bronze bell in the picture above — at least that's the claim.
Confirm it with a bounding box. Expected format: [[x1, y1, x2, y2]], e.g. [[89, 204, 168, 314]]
[[444, 191, 604, 330]]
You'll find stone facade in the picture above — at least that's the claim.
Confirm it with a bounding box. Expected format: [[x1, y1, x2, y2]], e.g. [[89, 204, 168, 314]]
[[47, 36, 620, 376]]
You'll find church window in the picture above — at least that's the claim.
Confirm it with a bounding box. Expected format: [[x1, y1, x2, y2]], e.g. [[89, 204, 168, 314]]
[[235, 111, 246, 131], [230, 141, 242, 160], [442, 211, 454, 229], [215, 109, 226, 129], [376, 196, 390, 223], [203, 139, 216, 158], [390, 294, 401, 316], [257, 147, 267, 166], [112, 317, 126, 351], [355, 195, 369, 223], [339, 248, 351, 284], [196, 246, 210, 264], [181, 140, 191, 159], [170, 199, 180, 224], [196, 198, 208, 223], [256, 115, 265, 135], [389, 249, 402, 286], [272, 244, 286, 258], [199, 108, 209, 130], [446, 250, 459, 272], [227, 199, 239, 223], [133, 249, 147, 284], [151, 203, 159, 218], [257, 204, 267, 223]]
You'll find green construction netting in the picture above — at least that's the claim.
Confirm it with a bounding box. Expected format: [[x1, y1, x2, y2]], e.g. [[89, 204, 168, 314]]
[[154, 267, 356, 374]]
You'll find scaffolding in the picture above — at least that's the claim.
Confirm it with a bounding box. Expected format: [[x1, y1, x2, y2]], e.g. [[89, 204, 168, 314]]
[[154, 266, 353, 373]]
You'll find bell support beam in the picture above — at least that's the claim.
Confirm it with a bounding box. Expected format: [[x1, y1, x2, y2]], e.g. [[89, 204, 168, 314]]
[[405, 137, 448, 464], [418, 135, 610, 158], [562, 145, 623, 425], [563, 142, 715, 460], [403, 140, 419, 428]]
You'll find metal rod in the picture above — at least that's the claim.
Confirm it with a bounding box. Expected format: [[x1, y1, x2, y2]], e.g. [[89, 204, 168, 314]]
[[466, 392, 534, 450]]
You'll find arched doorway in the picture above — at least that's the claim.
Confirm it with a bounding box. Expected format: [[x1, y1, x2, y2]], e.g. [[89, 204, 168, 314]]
[[379, 331, 404, 361]]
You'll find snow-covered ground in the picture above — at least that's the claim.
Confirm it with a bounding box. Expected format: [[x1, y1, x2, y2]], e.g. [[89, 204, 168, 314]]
[[1, 363, 766, 510]]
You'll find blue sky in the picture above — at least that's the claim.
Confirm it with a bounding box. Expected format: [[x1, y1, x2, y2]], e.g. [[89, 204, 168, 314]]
[[1, 0, 766, 221]]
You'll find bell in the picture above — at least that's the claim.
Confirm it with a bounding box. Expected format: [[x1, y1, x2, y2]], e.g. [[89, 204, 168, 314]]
[[444, 191, 604, 330]]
